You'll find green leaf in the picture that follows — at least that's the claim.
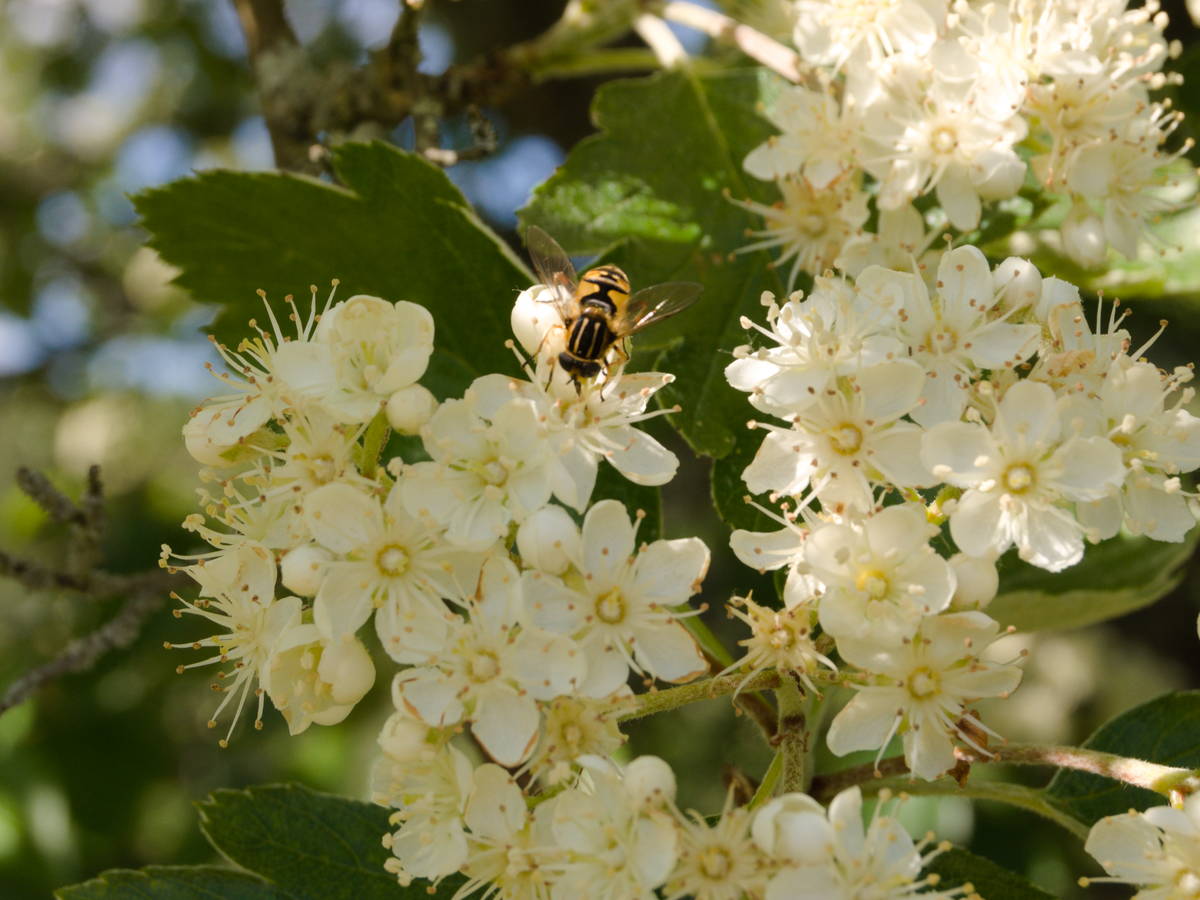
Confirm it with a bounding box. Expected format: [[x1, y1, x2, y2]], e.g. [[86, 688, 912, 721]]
[[925, 848, 1056, 900], [55, 866, 290, 900], [987, 530, 1198, 632], [710, 424, 776, 533], [134, 141, 531, 401], [1047, 691, 1200, 825], [521, 68, 786, 459], [196, 783, 412, 900]]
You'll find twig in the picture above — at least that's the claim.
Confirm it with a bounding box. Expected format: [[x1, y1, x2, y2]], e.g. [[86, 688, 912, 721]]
[[0, 591, 165, 715], [230, 0, 313, 172], [228, 0, 658, 172], [1, 465, 186, 716], [657, 0, 807, 83], [619, 668, 782, 722], [774, 673, 809, 793], [810, 742, 1200, 803], [16, 467, 89, 526]]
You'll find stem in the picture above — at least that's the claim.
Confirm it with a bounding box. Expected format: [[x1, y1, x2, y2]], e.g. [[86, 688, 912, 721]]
[[967, 742, 1200, 797], [633, 13, 689, 69], [775, 674, 810, 794], [534, 48, 663, 79], [750, 751, 783, 809], [619, 669, 781, 722], [858, 778, 1089, 840], [657, 1, 807, 83], [812, 742, 1200, 803]]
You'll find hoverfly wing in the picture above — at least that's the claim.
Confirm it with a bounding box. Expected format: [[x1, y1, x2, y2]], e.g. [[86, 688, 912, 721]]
[[618, 281, 703, 335], [525, 225, 578, 317]]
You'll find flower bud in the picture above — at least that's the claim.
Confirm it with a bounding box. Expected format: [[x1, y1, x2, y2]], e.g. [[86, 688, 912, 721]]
[[319, 635, 376, 704], [517, 505, 580, 575], [386, 384, 437, 434], [751, 793, 829, 862], [511, 285, 566, 359], [948, 552, 999, 610], [280, 543, 331, 596], [623, 755, 677, 808], [993, 257, 1042, 314], [377, 710, 433, 761]]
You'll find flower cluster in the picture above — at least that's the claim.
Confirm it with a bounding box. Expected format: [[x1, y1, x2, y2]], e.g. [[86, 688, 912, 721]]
[[738, 0, 1192, 282], [375, 737, 976, 900], [727, 246, 1200, 777]]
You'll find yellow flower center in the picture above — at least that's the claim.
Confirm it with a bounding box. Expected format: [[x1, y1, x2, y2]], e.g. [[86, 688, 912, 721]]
[[856, 568, 891, 600], [907, 666, 940, 700], [595, 588, 627, 625], [928, 326, 958, 354], [561, 723, 584, 750], [769, 625, 795, 650], [699, 846, 733, 880], [467, 651, 501, 683], [1003, 463, 1036, 494], [375, 543, 410, 576], [829, 423, 864, 455], [931, 125, 958, 156], [307, 453, 337, 485]]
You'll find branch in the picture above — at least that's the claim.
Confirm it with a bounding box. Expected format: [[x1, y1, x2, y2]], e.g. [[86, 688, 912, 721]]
[[0, 591, 165, 715], [1, 466, 186, 715], [657, 1, 808, 83], [230, 0, 314, 172], [229, 0, 659, 171], [811, 742, 1200, 808], [619, 668, 781, 722], [774, 674, 810, 793]]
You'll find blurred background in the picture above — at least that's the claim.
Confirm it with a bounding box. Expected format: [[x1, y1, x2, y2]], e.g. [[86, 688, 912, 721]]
[[1, 1, 1199, 897]]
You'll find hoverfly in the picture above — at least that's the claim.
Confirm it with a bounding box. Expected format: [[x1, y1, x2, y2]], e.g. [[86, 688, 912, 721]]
[[525, 225, 702, 388]]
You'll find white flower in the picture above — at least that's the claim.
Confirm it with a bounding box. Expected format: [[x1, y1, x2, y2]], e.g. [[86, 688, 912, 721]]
[[664, 793, 767, 900], [550, 758, 679, 900], [741, 359, 932, 515], [922, 379, 1126, 571], [302, 481, 486, 649], [381, 744, 475, 885], [167, 542, 299, 746], [730, 174, 870, 290], [791, 0, 947, 69], [183, 288, 328, 466], [754, 786, 970, 899], [1083, 793, 1200, 898], [522, 500, 709, 697], [402, 387, 555, 550], [723, 593, 835, 694], [393, 557, 585, 766], [859, 246, 1041, 427], [277, 294, 435, 424], [517, 504, 582, 576], [743, 84, 861, 187], [726, 280, 903, 420], [827, 611, 1022, 779], [480, 369, 680, 511], [528, 694, 629, 786], [264, 629, 375, 735], [861, 54, 1026, 230], [1071, 355, 1200, 542], [458, 764, 559, 900], [806, 504, 955, 644]]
